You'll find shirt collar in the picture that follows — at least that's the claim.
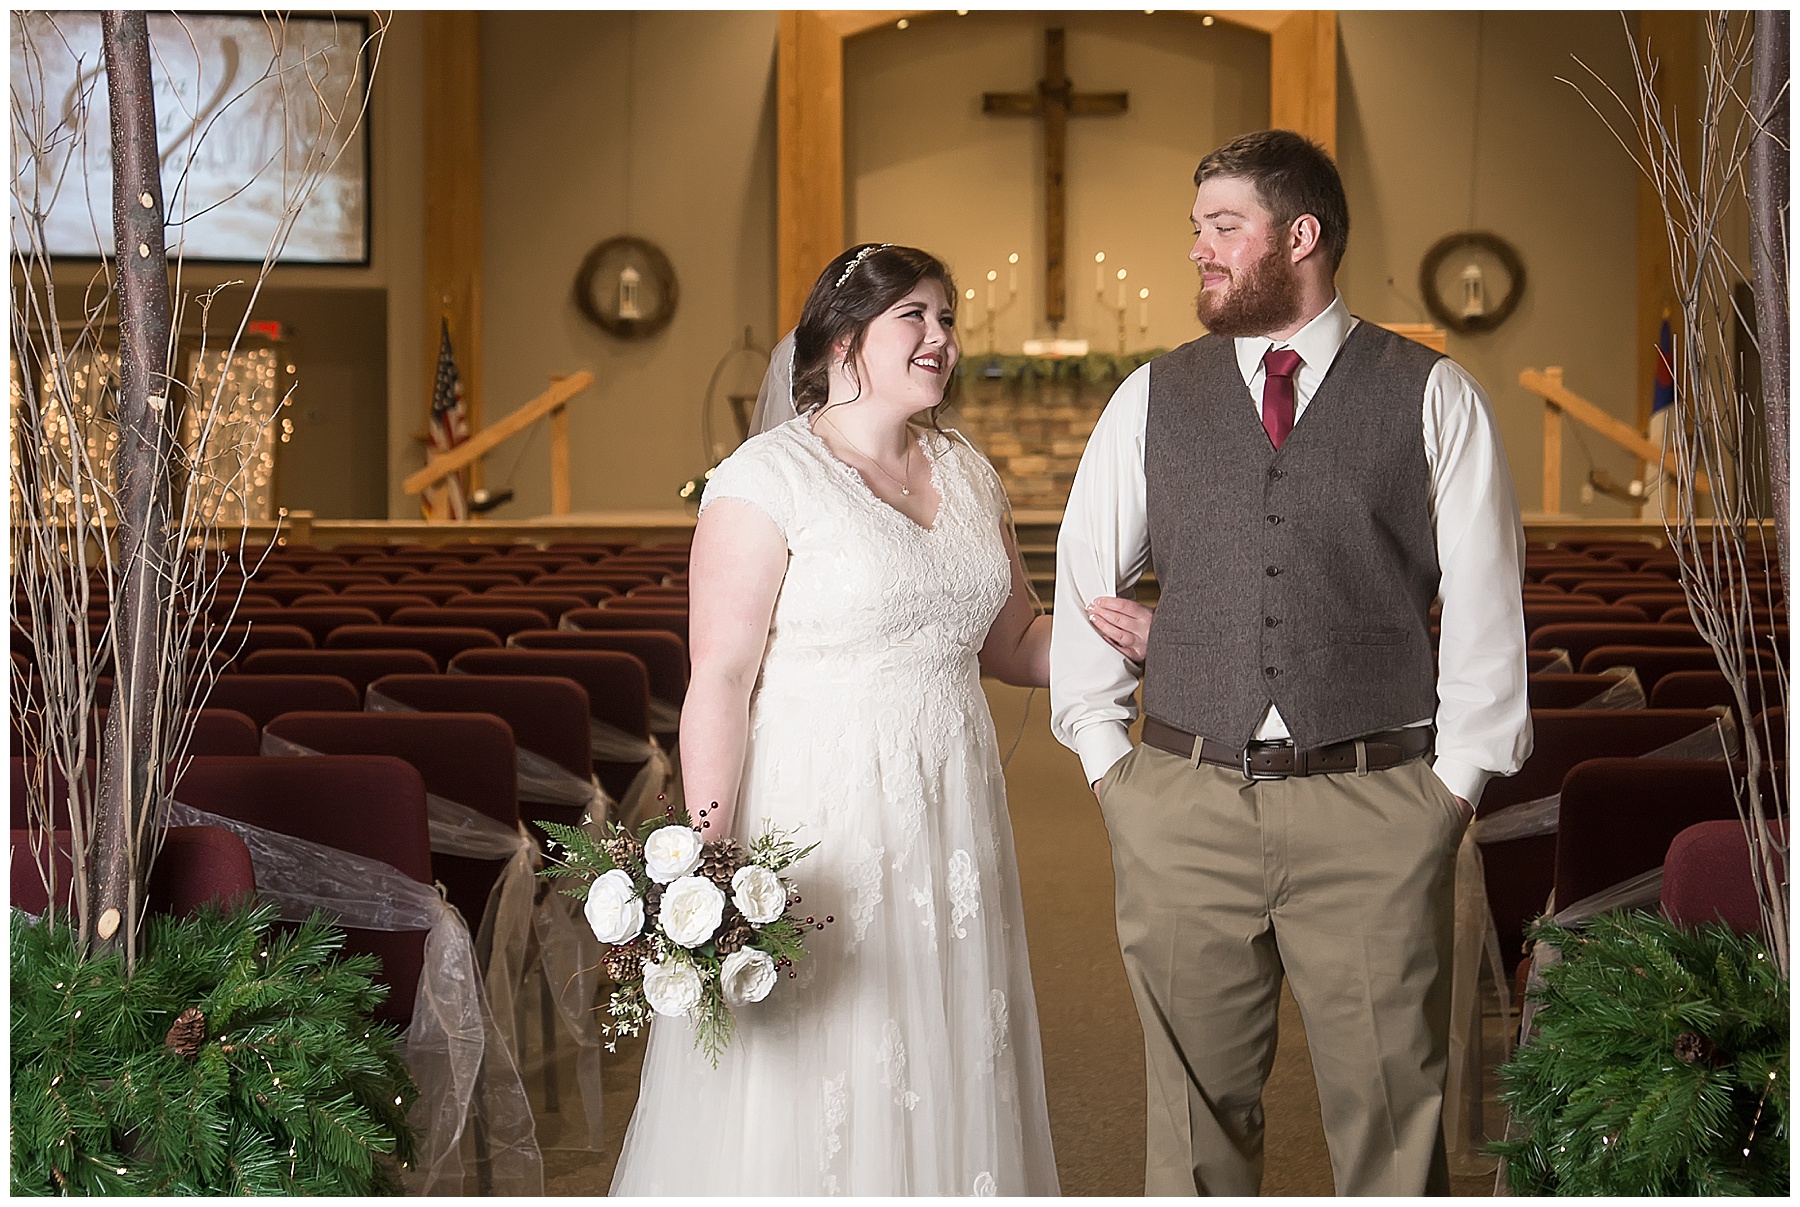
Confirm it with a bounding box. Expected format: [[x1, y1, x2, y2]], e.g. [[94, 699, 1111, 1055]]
[[1234, 292, 1356, 380]]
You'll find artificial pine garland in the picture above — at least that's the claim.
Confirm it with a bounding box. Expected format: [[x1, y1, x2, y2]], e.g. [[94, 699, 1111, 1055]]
[[10, 902, 417, 1195], [1495, 911, 1788, 1195], [955, 348, 1167, 386]]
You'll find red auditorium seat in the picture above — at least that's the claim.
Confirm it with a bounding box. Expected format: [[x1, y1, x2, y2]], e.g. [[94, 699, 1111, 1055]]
[[176, 754, 431, 1025], [263, 710, 520, 936], [1520, 602, 1649, 636], [292, 592, 438, 621], [1663, 818, 1788, 935], [210, 623, 316, 658], [1526, 673, 1642, 710], [449, 648, 652, 802], [534, 572, 659, 594], [368, 673, 594, 836], [1649, 669, 1786, 728], [403, 570, 529, 593], [1477, 707, 1730, 975], [388, 605, 552, 643], [458, 589, 591, 622], [1530, 622, 1707, 669], [241, 648, 436, 694], [146, 825, 258, 916], [509, 628, 687, 733], [239, 580, 334, 606], [233, 604, 382, 646], [1555, 759, 1783, 916], [203, 673, 361, 729], [344, 581, 469, 605], [1579, 645, 1770, 691], [562, 607, 689, 650], [324, 624, 501, 670]]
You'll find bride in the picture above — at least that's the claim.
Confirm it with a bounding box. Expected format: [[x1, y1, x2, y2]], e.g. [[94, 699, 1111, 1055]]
[[610, 244, 1151, 1196]]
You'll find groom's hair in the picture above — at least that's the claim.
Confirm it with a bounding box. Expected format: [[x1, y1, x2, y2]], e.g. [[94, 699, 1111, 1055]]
[[793, 244, 958, 415], [1195, 130, 1349, 272]]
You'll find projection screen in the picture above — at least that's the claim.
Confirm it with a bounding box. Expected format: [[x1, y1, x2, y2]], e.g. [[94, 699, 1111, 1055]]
[[11, 11, 370, 264]]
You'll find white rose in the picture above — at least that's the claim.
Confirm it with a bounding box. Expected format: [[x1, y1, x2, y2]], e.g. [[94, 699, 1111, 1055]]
[[658, 875, 727, 948], [583, 868, 645, 945], [641, 957, 704, 1017], [643, 825, 704, 884], [731, 864, 788, 925], [718, 947, 778, 1007]]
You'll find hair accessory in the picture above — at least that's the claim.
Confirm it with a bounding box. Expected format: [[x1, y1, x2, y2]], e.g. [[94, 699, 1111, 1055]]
[[833, 243, 892, 289]]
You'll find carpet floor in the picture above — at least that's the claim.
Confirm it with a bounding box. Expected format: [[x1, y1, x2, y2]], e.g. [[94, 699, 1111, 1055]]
[[543, 681, 1504, 1195]]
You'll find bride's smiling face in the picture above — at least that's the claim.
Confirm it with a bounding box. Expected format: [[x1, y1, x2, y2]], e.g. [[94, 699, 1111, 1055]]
[[834, 280, 959, 415]]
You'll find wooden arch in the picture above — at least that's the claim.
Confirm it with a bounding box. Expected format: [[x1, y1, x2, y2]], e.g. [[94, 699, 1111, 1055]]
[[776, 10, 1337, 327]]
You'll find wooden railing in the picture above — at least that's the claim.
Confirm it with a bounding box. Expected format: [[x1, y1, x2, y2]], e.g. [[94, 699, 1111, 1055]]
[[403, 371, 595, 518], [1520, 366, 1711, 515]]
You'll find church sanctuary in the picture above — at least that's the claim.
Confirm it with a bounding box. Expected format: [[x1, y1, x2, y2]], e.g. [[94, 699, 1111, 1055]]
[[10, 9, 1787, 1198]]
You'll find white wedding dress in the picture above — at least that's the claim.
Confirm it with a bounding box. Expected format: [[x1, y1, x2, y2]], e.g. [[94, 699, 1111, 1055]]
[[610, 416, 1060, 1196]]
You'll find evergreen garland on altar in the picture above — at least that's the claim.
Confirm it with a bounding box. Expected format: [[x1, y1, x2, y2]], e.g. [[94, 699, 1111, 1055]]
[[955, 348, 1166, 386], [10, 902, 417, 1195], [1494, 911, 1788, 1196]]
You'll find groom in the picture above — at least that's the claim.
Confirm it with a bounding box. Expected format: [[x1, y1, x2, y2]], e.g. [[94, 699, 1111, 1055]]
[[1051, 130, 1532, 1195]]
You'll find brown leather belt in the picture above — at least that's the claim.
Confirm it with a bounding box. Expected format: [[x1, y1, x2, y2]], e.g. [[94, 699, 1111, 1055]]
[[1142, 716, 1433, 780]]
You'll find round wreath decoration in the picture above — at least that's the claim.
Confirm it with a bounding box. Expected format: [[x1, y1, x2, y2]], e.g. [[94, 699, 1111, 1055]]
[[1418, 230, 1526, 336]]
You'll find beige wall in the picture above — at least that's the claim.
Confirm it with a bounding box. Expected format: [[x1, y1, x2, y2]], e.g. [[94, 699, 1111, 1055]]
[[474, 10, 778, 520], [1336, 11, 1644, 518], [846, 11, 1269, 353], [96, 11, 1657, 520]]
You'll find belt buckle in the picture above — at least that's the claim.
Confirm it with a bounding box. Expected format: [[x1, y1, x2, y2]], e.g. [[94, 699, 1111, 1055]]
[[1241, 739, 1292, 782]]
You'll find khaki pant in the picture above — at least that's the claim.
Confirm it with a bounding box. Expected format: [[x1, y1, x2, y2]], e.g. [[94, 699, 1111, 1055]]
[[1094, 742, 1465, 1196]]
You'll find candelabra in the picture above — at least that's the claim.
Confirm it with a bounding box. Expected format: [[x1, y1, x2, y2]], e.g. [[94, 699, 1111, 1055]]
[[1093, 252, 1150, 354], [961, 252, 1020, 354]]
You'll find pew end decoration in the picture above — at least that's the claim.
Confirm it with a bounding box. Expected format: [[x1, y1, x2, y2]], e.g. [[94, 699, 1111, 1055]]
[[1494, 912, 1787, 1195], [538, 804, 819, 1065], [9, 903, 417, 1195]]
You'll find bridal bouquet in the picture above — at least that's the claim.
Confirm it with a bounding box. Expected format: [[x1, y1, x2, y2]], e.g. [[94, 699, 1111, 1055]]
[[538, 805, 819, 1063]]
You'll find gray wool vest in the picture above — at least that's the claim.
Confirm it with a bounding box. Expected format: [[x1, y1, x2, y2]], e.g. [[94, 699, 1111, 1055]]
[[1141, 320, 1446, 750]]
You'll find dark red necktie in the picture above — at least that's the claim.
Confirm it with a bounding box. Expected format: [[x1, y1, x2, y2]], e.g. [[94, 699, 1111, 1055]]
[[1261, 347, 1303, 451]]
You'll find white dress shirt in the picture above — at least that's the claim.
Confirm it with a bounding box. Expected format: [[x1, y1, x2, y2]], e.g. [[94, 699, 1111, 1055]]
[[1050, 293, 1532, 805]]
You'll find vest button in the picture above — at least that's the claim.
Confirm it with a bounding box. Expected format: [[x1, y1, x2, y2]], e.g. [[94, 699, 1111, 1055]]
[[1266, 514, 1282, 525], [1269, 468, 1285, 480], [1265, 565, 1280, 577], [1265, 616, 1280, 627], [1264, 666, 1279, 678]]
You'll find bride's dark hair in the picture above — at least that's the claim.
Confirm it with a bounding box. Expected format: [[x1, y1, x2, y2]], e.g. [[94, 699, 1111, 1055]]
[[791, 244, 959, 415]]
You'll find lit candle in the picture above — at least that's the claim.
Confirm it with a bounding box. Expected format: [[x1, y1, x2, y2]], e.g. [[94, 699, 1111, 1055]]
[[1117, 267, 1128, 310], [1094, 251, 1106, 295], [986, 269, 998, 312], [1008, 252, 1019, 295], [1138, 287, 1150, 330]]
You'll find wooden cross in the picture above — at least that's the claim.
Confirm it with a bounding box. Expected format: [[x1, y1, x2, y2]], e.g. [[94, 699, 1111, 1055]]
[[983, 28, 1128, 329]]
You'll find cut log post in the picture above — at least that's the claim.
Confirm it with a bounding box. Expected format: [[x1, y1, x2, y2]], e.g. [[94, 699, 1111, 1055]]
[[94, 9, 177, 962], [1749, 10, 1789, 596]]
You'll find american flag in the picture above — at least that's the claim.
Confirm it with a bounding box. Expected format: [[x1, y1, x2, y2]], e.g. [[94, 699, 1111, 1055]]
[[428, 316, 471, 520]]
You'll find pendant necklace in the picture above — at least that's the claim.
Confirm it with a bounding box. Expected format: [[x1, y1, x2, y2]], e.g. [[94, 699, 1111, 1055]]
[[823, 416, 914, 496]]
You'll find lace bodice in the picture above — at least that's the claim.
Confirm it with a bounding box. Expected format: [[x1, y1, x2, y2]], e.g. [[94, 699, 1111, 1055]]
[[699, 417, 1013, 698]]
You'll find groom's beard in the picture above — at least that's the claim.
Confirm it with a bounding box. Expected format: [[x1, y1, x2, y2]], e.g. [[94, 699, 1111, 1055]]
[[1193, 235, 1304, 338]]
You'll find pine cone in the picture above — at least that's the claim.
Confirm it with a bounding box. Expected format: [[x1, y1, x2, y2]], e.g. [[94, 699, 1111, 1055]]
[[697, 840, 745, 891], [603, 940, 648, 983], [1674, 1031, 1723, 1066], [714, 922, 754, 955], [644, 882, 664, 919], [164, 1006, 206, 1059], [602, 833, 643, 869]]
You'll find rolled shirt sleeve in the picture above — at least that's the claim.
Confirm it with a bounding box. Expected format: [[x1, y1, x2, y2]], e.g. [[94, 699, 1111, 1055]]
[[1050, 365, 1154, 786], [1424, 358, 1533, 804]]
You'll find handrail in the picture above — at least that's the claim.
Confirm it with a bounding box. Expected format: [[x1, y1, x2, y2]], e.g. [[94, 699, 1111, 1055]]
[[1519, 366, 1712, 514], [403, 371, 594, 505]]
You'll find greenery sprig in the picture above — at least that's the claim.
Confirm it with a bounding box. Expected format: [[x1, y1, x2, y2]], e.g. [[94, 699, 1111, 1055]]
[[10, 902, 416, 1196], [1494, 911, 1787, 1195], [955, 349, 1167, 387]]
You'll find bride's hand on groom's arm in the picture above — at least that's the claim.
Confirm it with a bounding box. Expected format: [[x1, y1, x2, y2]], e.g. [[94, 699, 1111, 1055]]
[[1086, 596, 1153, 663]]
